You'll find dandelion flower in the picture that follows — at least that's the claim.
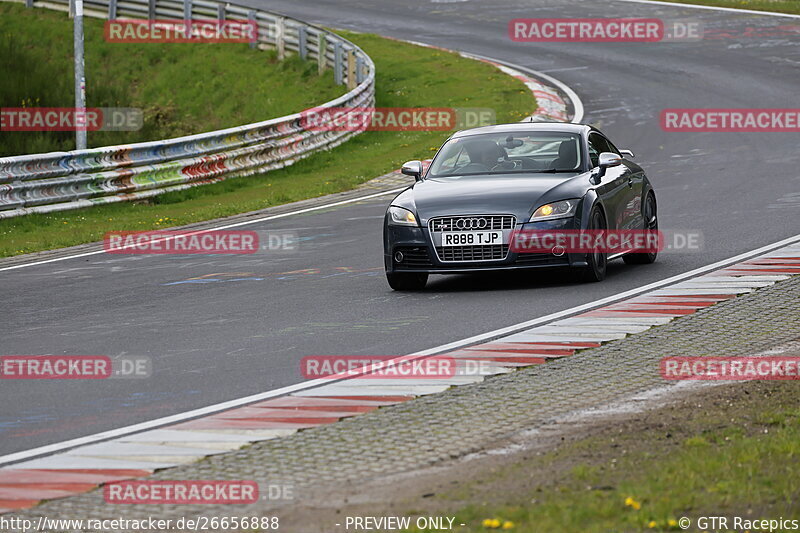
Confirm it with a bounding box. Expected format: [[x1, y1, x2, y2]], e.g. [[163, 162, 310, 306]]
[[624, 497, 641, 510]]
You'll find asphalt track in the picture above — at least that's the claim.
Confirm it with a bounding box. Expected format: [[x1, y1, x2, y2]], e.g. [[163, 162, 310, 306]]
[[2, 0, 799, 456]]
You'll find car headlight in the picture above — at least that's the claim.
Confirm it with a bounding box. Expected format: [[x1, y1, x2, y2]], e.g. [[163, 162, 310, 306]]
[[530, 199, 579, 221], [388, 206, 419, 226]]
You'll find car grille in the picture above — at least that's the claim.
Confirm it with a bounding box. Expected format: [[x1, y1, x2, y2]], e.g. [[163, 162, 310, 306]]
[[429, 215, 515, 263], [436, 244, 509, 262], [393, 246, 433, 268], [429, 215, 515, 232]]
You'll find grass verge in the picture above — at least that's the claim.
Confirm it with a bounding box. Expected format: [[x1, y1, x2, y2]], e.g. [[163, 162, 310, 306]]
[[0, 14, 535, 256], [426, 380, 800, 532], [0, 2, 342, 155], [644, 0, 800, 15]]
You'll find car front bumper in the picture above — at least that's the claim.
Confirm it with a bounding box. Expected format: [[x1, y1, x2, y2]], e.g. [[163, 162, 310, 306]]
[[384, 218, 589, 274]]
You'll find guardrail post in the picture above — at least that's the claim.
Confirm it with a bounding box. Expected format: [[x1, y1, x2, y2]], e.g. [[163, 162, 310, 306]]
[[276, 17, 285, 60], [333, 41, 343, 85], [298, 25, 307, 60], [346, 49, 356, 90], [356, 55, 364, 85], [25, 0, 33, 8], [217, 2, 225, 21], [248, 10, 257, 49], [148, 0, 156, 20], [317, 33, 327, 75], [108, 0, 117, 19]]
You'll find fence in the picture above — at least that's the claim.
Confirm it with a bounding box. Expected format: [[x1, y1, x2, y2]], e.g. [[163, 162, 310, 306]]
[[0, 0, 375, 217]]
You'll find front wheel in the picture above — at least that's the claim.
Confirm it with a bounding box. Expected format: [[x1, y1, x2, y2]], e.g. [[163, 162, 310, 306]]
[[386, 272, 428, 291]]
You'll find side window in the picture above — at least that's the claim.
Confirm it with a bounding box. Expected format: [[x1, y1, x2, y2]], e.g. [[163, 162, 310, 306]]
[[587, 134, 602, 168], [600, 135, 621, 156]]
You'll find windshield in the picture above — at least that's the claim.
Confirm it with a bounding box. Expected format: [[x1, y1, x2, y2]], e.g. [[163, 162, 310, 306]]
[[427, 131, 583, 178]]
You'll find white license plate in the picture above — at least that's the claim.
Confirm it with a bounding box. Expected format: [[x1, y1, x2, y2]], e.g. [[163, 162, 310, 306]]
[[441, 231, 503, 246]]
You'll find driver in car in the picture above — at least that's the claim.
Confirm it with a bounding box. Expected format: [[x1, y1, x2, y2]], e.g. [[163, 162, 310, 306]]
[[462, 139, 508, 170]]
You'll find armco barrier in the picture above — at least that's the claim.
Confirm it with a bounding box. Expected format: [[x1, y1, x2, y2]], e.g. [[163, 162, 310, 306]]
[[0, 0, 375, 217]]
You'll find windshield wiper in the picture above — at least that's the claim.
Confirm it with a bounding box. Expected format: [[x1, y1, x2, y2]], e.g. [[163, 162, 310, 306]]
[[539, 168, 577, 173]]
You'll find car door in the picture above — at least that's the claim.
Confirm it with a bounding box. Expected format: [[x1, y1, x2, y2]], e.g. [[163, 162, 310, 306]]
[[604, 135, 644, 230], [587, 133, 629, 231]]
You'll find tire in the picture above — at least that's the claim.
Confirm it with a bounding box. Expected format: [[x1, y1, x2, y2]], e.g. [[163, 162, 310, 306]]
[[574, 206, 607, 282], [386, 272, 428, 291], [623, 192, 658, 265]]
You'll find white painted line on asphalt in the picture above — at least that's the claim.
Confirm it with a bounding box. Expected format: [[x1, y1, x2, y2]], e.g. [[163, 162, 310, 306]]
[[410, 233, 800, 356], [462, 52, 586, 124], [614, 0, 800, 18], [539, 66, 589, 74], [0, 187, 406, 273], [1, 232, 799, 468]]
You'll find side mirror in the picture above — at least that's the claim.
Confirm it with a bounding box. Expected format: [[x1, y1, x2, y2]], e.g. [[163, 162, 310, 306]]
[[401, 160, 423, 181], [620, 149, 635, 159], [598, 152, 623, 168]]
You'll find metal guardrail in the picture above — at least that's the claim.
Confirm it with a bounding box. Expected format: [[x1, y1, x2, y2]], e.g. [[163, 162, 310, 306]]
[[0, 0, 375, 217]]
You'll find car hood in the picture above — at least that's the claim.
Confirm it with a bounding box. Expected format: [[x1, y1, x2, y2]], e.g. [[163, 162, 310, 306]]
[[409, 173, 586, 222]]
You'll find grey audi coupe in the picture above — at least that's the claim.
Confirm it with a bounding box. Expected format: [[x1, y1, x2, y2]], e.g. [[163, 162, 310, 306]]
[[383, 123, 657, 290]]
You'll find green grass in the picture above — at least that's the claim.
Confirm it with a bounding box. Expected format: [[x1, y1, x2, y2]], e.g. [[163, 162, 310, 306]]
[[644, 0, 800, 15], [432, 386, 800, 532], [0, 2, 343, 155], [0, 16, 536, 256]]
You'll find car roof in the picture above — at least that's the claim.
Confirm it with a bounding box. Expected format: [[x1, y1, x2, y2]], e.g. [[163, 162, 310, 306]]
[[450, 122, 592, 139]]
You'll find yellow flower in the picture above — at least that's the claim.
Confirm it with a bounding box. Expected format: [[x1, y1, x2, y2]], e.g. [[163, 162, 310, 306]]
[[668, 519, 678, 527], [482, 518, 502, 529], [624, 497, 641, 510], [502, 521, 515, 530], [648, 521, 657, 528]]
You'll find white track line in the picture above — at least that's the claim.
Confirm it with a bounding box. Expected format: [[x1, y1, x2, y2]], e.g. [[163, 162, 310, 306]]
[[463, 53, 585, 124], [1, 232, 798, 467], [614, 0, 800, 19], [0, 188, 405, 273], [412, 234, 800, 355]]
